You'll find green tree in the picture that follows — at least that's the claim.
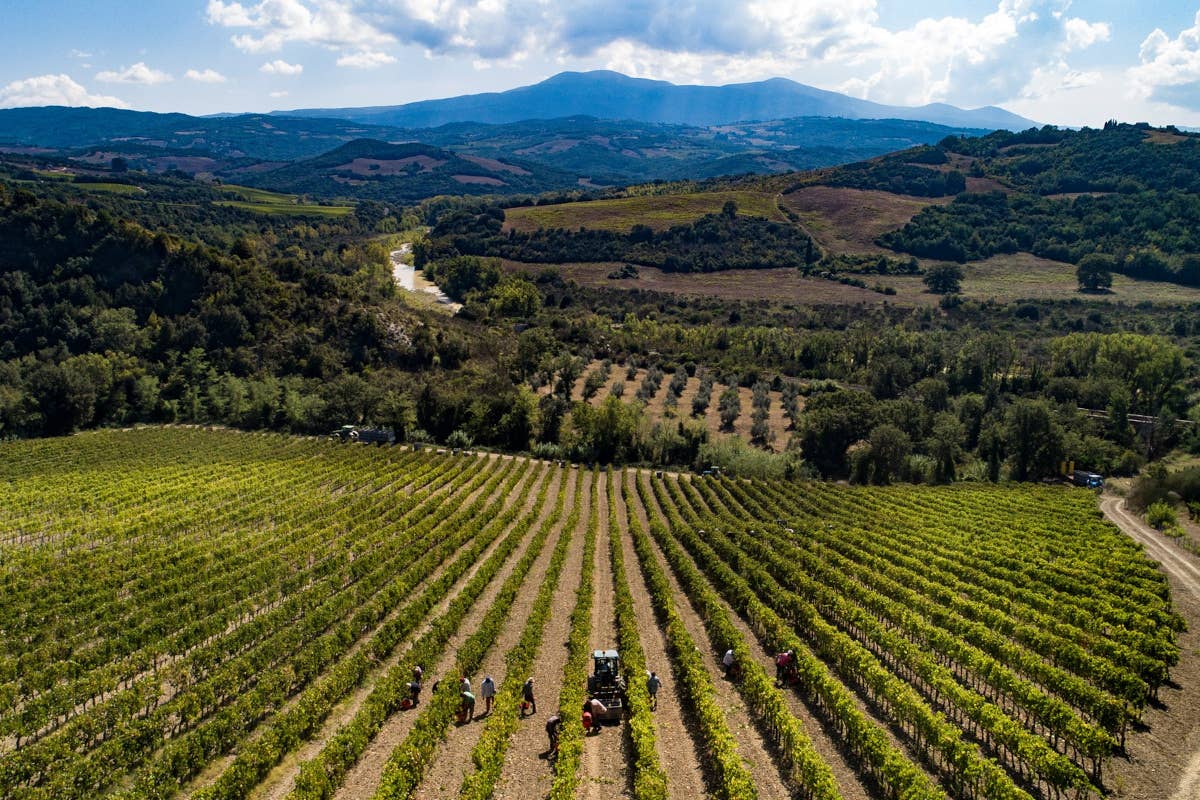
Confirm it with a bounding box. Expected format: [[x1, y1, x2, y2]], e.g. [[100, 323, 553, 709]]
[[926, 412, 965, 483], [1077, 253, 1115, 292], [718, 385, 741, 430], [922, 263, 964, 294], [867, 424, 911, 484], [1004, 399, 1064, 481]]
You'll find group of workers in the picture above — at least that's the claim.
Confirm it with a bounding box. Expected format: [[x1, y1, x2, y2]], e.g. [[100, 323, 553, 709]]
[[403, 666, 530, 724], [404, 663, 673, 759], [543, 670, 662, 757]]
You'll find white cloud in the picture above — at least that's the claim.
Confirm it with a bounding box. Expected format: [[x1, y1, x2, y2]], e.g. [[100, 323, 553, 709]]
[[337, 50, 397, 68], [204, 0, 1110, 111], [69, 49, 92, 59], [0, 74, 128, 109], [1128, 11, 1200, 111], [185, 68, 228, 83], [260, 59, 304, 75], [207, 0, 392, 53], [270, 90, 290, 97], [96, 62, 173, 85]]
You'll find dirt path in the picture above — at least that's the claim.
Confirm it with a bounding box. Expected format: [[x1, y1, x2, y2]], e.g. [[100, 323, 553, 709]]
[[580, 474, 632, 799], [244, 463, 555, 800], [410, 470, 577, 800], [330, 467, 565, 800], [614, 472, 713, 800], [628, 474, 793, 800], [489, 470, 592, 799], [1100, 495, 1200, 800]]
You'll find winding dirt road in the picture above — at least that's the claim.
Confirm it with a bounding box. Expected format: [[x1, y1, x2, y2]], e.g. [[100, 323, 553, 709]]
[[1100, 495, 1200, 800]]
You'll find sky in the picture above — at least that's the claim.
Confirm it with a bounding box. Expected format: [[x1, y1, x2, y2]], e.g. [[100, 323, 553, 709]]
[[4, 1, 1200, 127]]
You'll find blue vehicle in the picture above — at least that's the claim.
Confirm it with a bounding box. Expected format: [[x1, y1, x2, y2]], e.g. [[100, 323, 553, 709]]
[[1071, 470, 1104, 489]]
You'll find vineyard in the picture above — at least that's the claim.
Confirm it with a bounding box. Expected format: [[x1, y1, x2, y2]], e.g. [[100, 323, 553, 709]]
[[0, 428, 1185, 800]]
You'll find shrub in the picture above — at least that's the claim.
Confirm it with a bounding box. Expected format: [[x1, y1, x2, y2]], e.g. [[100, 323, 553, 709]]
[[1147, 500, 1177, 530]]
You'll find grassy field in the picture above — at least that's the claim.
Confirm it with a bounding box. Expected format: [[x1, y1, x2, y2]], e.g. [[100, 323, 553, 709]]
[[73, 182, 146, 195], [502, 190, 786, 233], [214, 185, 354, 217], [780, 185, 950, 256]]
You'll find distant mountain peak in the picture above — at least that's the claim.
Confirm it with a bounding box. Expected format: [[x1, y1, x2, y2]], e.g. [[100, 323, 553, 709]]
[[278, 71, 1037, 132]]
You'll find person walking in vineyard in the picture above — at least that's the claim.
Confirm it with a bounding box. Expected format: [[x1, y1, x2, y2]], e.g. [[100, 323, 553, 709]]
[[522, 677, 537, 714], [480, 675, 497, 715], [460, 674, 472, 694], [413, 664, 423, 685], [646, 671, 661, 710], [545, 713, 562, 756], [722, 649, 735, 678]]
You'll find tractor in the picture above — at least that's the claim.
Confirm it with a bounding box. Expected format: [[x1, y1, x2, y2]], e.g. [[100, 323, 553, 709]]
[[329, 425, 395, 445], [586, 649, 625, 723]]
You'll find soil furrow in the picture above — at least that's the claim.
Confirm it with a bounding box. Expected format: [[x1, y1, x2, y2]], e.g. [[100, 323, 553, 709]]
[[630, 473, 792, 800], [329, 466, 564, 800], [580, 473, 631, 800], [410, 469, 577, 800], [489, 470, 591, 799], [242, 462, 557, 800], [614, 471, 713, 800]]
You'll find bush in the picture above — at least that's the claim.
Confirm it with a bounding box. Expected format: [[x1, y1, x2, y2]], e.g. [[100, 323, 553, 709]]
[[1147, 500, 1177, 530]]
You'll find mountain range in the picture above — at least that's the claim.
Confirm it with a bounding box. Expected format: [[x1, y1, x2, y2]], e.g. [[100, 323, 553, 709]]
[[280, 70, 1037, 132]]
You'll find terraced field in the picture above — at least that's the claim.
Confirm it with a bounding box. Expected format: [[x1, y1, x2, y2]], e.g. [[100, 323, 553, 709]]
[[0, 428, 1185, 800]]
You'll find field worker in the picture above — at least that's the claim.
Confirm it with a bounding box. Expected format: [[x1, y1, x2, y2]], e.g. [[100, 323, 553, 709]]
[[775, 651, 788, 683], [581, 709, 593, 734], [522, 677, 537, 714], [545, 713, 562, 756], [646, 671, 661, 710], [413, 664, 423, 684], [407, 679, 421, 706], [460, 690, 476, 723], [460, 674, 472, 694], [722, 649, 735, 678], [585, 697, 607, 733], [480, 675, 497, 715]]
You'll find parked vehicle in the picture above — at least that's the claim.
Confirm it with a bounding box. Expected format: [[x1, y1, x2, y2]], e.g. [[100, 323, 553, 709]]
[[1071, 470, 1105, 489], [329, 425, 395, 445]]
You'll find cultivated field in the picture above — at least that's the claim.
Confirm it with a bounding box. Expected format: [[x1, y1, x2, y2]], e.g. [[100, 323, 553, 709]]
[[216, 185, 355, 217], [502, 191, 786, 234], [0, 428, 1188, 800]]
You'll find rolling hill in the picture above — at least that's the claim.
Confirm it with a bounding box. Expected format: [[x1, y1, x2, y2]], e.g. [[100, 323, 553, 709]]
[[280, 70, 1037, 131], [235, 139, 575, 200]]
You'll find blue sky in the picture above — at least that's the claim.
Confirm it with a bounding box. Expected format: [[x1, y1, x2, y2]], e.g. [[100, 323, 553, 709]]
[[4, 1, 1200, 126]]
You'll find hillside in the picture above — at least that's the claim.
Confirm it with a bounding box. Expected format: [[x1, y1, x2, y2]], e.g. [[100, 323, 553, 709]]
[[0, 106, 989, 190], [282, 70, 1036, 131], [237, 138, 575, 200]]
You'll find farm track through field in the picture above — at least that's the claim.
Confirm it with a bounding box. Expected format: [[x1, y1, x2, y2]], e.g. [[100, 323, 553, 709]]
[[1101, 496, 1200, 800], [410, 466, 575, 800], [331, 465, 560, 800], [632, 473, 794, 800], [614, 472, 714, 800]]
